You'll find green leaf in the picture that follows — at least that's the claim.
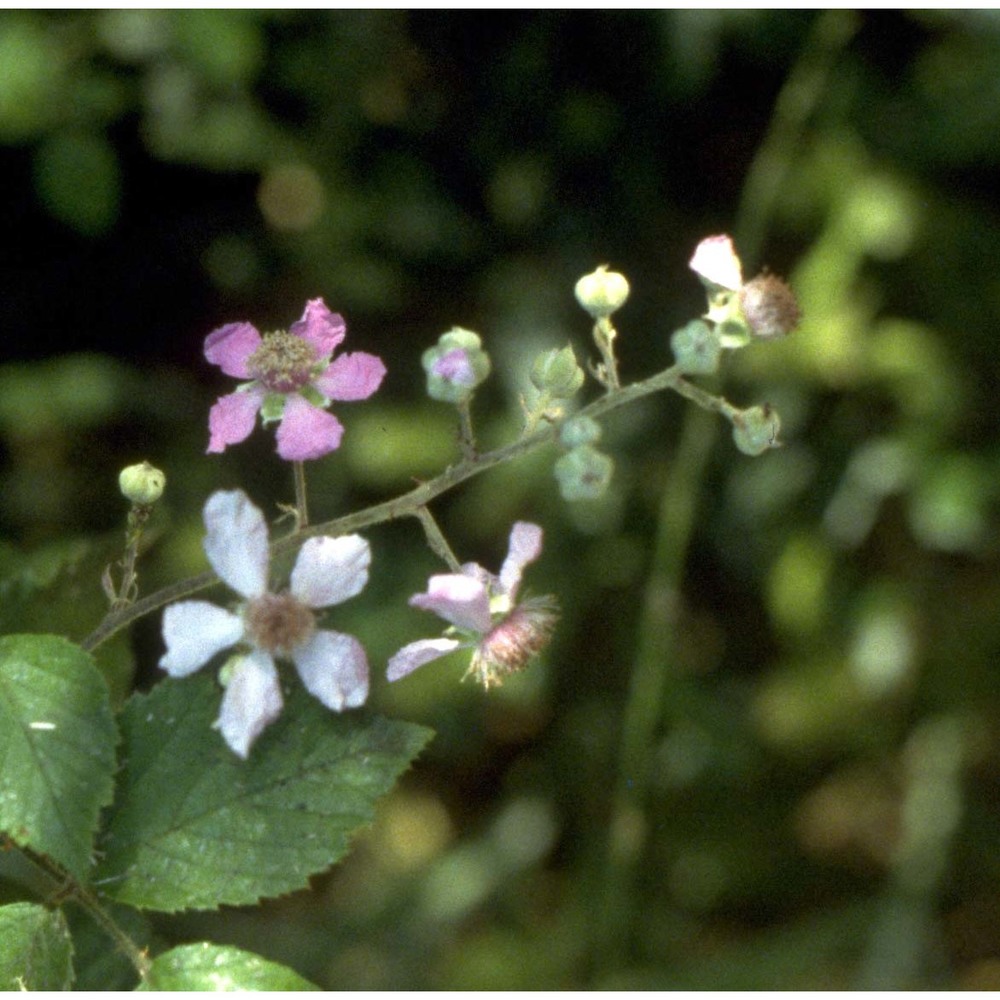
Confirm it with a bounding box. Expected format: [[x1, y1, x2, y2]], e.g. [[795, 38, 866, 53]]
[[0, 635, 118, 880], [138, 942, 319, 991], [0, 902, 74, 990], [96, 670, 433, 911]]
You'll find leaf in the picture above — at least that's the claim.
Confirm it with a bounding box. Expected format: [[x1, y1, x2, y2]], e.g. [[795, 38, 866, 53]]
[[96, 670, 433, 911], [138, 942, 319, 990], [0, 635, 118, 880], [0, 902, 74, 990]]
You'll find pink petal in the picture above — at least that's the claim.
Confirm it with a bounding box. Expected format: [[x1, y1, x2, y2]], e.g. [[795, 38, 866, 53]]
[[313, 351, 387, 401], [294, 630, 369, 710], [290, 535, 371, 608], [498, 522, 543, 599], [275, 395, 344, 460], [431, 348, 476, 386], [386, 637, 463, 681], [207, 387, 264, 453], [289, 298, 346, 357], [216, 651, 283, 758], [411, 573, 492, 633], [202, 489, 270, 598], [159, 600, 244, 676], [204, 322, 262, 378]]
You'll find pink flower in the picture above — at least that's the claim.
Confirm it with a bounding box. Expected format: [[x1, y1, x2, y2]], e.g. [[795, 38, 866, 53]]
[[160, 490, 372, 757], [205, 298, 386, 461], [387, 522, 558, 690]]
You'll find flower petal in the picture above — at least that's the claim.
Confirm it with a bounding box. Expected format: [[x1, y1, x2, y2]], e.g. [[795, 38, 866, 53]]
[[689, 235, 743, 291], [411, 573, 492, 633], [386, 637, 463, 681], [498, 522, 543, 599], [216, 651, 283, 758], [275, 395, 344, 460], [313, 351, 387, 401], [207, 387, 264, 454], [203, 489, 270, 598], [159, 600, 244, 676], [294, 630, 369, 710], [290, 535, 371, 608], [204, 322, 262, 378], [289, 298, 346, 358]]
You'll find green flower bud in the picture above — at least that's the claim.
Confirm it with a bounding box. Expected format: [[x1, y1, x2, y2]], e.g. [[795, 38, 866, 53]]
[[731, 404, 781, 456], [554, 444, 614, 501], [574, 265, 630, 319], [422, 327, 492, 404], [530, 345, 585, 399], [670, 319, 722, 375], [118, 461, 165, 506], [739, 273, 800, 340], [558, 415, 602, 449]]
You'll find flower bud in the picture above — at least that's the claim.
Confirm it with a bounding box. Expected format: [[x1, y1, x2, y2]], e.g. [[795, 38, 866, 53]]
[[731, 404, 781, 456], [119, 461, 166, 506], [671, 319, 722, 375], [530, 345, 585, 399], [689, 235, 743, 291], [739, 273, 800, 340], [554, 444, 614, 501], [558, 415, 602, 449], [422, 327, 491, 404], [574, 265, 630, 319]]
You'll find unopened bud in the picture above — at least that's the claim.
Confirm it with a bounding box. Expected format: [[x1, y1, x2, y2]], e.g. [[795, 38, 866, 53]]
[[731, 404, 781, 456], [422, 327, 491, 404], [739, 273, 800, 340], [554, 444, 614, 501], [530, 345, 585, 399], [671, 319, 722, 375], [119, 461, 165, 506], [559, 415, 601, 449], [574, 265, 630, 319]]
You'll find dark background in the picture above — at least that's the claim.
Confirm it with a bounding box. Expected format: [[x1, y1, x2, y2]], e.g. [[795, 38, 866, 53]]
[[2, 10, 1000, 989]]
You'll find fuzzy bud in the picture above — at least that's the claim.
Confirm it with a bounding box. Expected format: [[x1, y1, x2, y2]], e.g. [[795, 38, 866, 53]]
[[422, 327, 491, 404], [119, 461, 166, 506], [671, 319, 722, 375], [574, 265, 630, 319], [554, 444, 614, 501], [739, 273, 800, 340], [731, 404, 781, 456], [530, 345, 585, 399]]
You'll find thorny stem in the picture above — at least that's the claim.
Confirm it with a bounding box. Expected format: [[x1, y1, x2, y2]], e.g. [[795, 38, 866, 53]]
[[81, 361, 720, 653]]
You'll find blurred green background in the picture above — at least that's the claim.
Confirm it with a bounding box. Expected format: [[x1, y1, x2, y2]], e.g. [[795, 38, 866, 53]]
[[2, 9, 1000, 989]]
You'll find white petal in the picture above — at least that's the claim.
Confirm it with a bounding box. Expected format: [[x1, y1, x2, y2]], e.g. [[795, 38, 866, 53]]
[[216, 651, 283, 759], [386, 637, 462, 681], [290, 535, 371, 608], [411, 573, 492, 633], [294, 630, 369, 711], [159, 601, 244, 677], [498, 522, 543, 599], [202, 490, 270, 598]]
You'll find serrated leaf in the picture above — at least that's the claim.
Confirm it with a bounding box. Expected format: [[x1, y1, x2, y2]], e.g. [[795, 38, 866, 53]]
[[0, 635, 118, 880], [138, 942, 319, 990], [95, 670, 433, 911], [0, 902, 74, 990]]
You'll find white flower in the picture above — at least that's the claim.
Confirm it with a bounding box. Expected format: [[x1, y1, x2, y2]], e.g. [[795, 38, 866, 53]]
[[160, 489, 371, 757], [689, 234, 744, 291]]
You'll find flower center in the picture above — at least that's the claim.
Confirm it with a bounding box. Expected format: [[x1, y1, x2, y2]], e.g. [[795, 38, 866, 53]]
[[246, 331, 318, 393], [243, 592, 316, 655], [469, 595, 559, 689]]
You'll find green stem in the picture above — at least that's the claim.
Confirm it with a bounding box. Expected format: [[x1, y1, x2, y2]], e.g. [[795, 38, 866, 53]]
[[456, 398, 477, 462], [415, 506, 463, 572], [82, 362, 719, 653], [293, 460, 309, 529]]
